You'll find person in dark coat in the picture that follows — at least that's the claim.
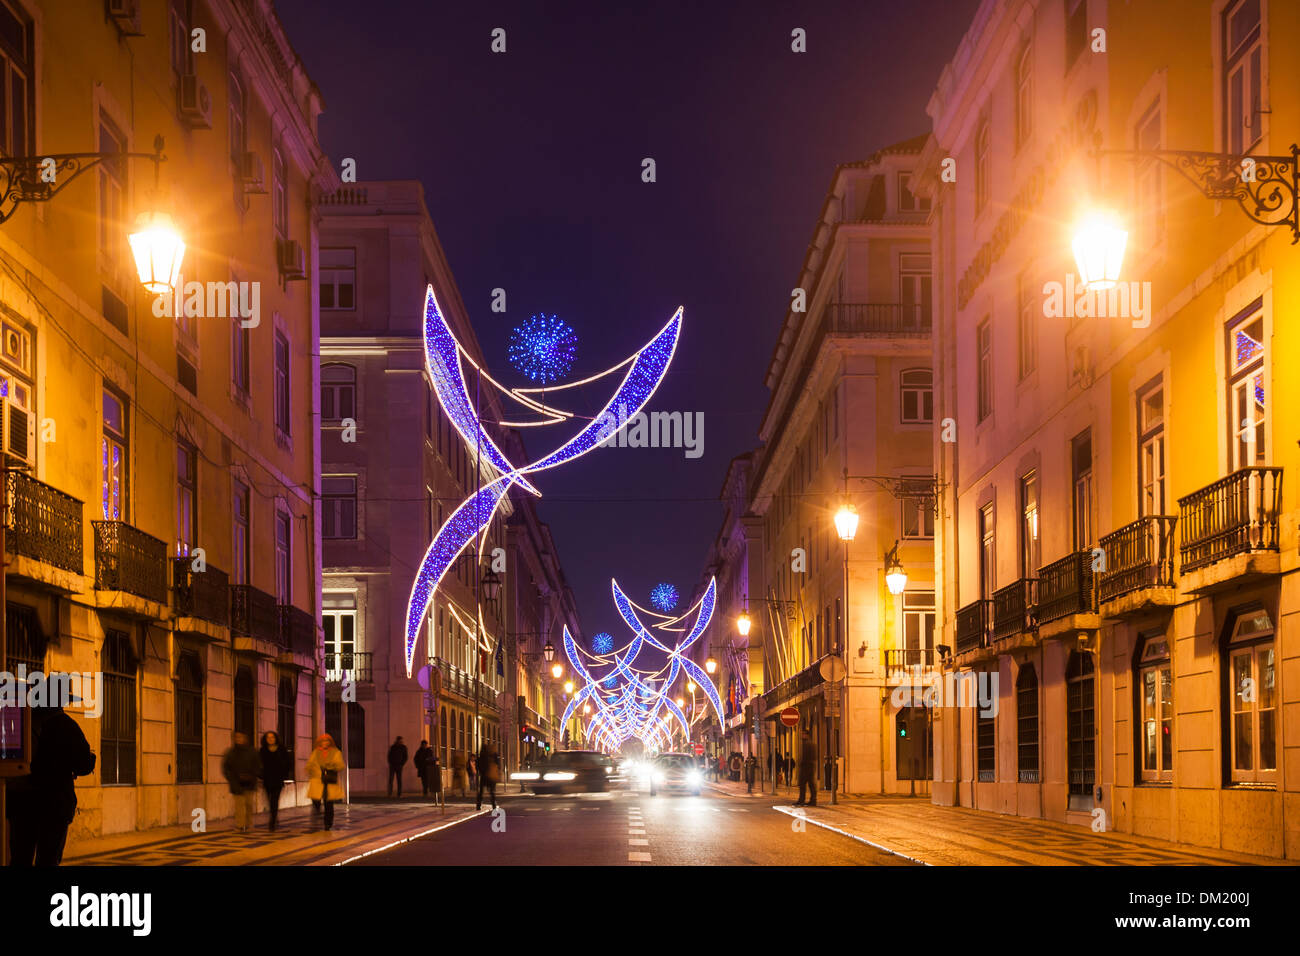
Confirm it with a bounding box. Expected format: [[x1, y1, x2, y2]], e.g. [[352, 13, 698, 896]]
[[744, 754, 758, 793], [5, 704, 96, 866], [475, 742, 501, 810], [413, 741, 432, 797], [424, 749, 443, 807], [259, 731, 292, 831], [221, 731, 261, 833], [387, 736, 409, 797], [795, 732, 818, 807]]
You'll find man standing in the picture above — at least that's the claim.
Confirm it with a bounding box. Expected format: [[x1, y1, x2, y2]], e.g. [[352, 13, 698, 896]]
[[387, 736, 409, 798], [795, 731, 818, 807], [221, 731, 260, 832], [5, 703, 96, 866], [744, 753, 758, 794]]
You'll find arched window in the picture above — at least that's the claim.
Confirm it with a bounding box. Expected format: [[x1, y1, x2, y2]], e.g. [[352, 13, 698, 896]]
[[102, 630, 138, 785], [277, 675, 296, 763], [440, 706, 448, 765], [1066, 650, 1095, 806], [1016, 664, 1038, 783], [174, 650, 204, 784], [233, 665, 255, 743], [321, 363, 356, 422], [900, 368, 933, 424]]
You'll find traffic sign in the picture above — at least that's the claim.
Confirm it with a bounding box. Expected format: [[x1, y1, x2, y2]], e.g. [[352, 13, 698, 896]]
[[819, 656, 847, 683], [694, 743, 704, 756], [780, 707, 799, 727]]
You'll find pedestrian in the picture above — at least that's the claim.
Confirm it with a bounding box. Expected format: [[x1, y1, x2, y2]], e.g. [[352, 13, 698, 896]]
[[467, 753, 478, 792], [451, 751, 468, 796], [783, 753, 793, 785], [425, 749, 443, 808], [306, 733, 346, 830], [728, 751, 743, 782], [744, 753, 758, 794], [413, 740, 432, 797], [387, 738, 408, 796], [795, 732, 818, 807], [259, 731, 292, 831], [4, 702, 96, 867], [221, 731, 260, 833], [476, 741, 501, 810]]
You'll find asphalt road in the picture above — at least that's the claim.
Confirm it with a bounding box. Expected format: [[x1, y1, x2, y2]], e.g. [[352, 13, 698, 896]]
[[350, 783, 915, 866]]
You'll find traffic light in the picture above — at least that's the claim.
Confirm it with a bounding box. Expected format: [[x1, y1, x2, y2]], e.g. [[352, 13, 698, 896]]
[[544, 742, 551, 753], [898, 719, 908, 738]]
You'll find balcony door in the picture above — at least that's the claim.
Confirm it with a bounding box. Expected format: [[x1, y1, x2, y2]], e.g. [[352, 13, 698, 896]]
[[1226, 305, 1266, 470]]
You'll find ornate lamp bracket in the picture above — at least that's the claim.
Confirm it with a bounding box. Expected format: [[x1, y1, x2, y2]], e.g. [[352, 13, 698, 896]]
[[0, 134, 166, 225]]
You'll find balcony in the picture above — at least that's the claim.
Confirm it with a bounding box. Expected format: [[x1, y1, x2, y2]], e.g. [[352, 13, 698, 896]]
[[759, 655, 832, 715], [1035, 551, 1098, 637], [230, 584, 279, 653], [4, 471, 84, 589], [1178, 467, 1282, 592], [825, 303, 931, 336], [882, 647, 937, 686], [1098, 516, 1177, 616], [277, 605, 317, 659], [325, 650, 373, 683], [172, 558, 230, 630], [92, 520, 168, 607], [992, 579, 1037, 643], [955, 600, 991, 654]]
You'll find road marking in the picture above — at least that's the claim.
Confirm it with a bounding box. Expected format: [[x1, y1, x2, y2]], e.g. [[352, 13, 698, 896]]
[[335, 809, 491, 866], [581, 807, 599, 811], [628, 838, 649, 846], [629, 829, 646, 836], [728, 808, 748, 812], [628, 851, 652, 862], [771, 806, 932, 866]]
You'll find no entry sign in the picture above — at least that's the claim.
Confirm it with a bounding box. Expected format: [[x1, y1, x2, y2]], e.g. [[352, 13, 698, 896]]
[[780, 707, 799, 727], [694, 744, 704, 756]]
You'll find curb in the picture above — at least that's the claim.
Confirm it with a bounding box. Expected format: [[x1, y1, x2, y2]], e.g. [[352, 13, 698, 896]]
[[333, 808, 492, 865], [772, 805, 931, 866]]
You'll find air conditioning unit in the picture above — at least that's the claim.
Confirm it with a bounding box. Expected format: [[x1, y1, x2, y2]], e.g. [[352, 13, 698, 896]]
[[179, 74, 212, 130], [107, 0, 143, 36], [241, 152, 267, 193], [276, 238, 306, 280], [1, 397, 34, 466]]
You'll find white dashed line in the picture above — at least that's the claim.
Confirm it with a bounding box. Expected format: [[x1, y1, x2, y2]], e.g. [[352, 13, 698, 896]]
[[629, 829, 646, 836], [628, 851, 652, 862], [628, 838, 649, 846]]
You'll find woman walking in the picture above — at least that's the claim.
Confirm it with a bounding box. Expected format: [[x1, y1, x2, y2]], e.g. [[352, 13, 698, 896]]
[[306, 733, 345, 830], [259, 731, 292, 831]]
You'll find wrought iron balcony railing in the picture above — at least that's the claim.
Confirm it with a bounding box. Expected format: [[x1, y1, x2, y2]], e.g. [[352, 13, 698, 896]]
[[230, 584, 279, 644], [825, 303, 931, 335], [992, 579, 1038, 641], [759, 654, 831, 714], [955, 600, 992, 653], [1098, 515, 1177, 604], [172, 558, 229, 626], [325, 650, 372, 683], [1177, 467, 1282, 573], [92, 520, 168, 603], [1036, 551, 1096, 624], [5, 470, 83, 575], [277, 605, 317, 657]]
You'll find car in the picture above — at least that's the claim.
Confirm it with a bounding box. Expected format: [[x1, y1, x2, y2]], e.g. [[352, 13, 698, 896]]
[[646, 752, 704, 796], [510, 750, 610, 795]]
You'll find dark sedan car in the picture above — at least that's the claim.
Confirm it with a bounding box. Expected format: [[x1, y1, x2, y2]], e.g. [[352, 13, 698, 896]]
[[510, 750, 611, 794]]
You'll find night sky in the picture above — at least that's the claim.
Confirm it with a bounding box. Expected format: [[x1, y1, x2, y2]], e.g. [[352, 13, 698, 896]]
[[276, 0, 979, 640]]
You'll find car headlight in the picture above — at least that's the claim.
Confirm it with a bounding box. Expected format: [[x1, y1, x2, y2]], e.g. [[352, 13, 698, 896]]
[[687, 770, 701, 784], [653, 772, 666, 784], [604, 766, 612, 774], [542, 772, 577, 781], [510, 772, 540, 780]]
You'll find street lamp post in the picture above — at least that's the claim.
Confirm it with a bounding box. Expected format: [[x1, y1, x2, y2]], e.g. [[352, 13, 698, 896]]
[[832, 473, 859, 806]]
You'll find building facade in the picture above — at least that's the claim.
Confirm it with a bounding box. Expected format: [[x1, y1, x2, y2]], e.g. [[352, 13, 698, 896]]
[[923, 0, 1298, 858], [0, 0, 331, 846]]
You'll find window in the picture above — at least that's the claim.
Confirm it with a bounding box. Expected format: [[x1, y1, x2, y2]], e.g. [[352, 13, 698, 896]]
[[976, 319, 992, 421], [897, 172, 930, 212], [1066, 0, 1088, 68], [232, 479, 250, 586], [1017, 272, 1037, 379], [976, 705, 995, 782], [974, 119, 990, 215], [1016, 40, 1033, 147], [228, 69, 245, 168], [324, 699, 365, 768], [102, 389, 128, 521], [1223, 0, 1262, 155], [168, 0, 189, 79], [321, 363, 356, 422], [232, 313, 250, 395], [979, 503, 996, 600], [274, 331, 290, 436], [272, 144, 288, 238], [899, 253, 932, 327], [321, 476, 357, 539], [324, 601, 357, 680], [1138, 378, 1166, 515], [1137, 634, 1173, 783], [0, 0, 32, 158], [1066, 650, 1096, 802], [1016, 665, 1039, 783], [275, 510, 291, 604], [1071, 429, 1093, 549], [902, 494, 934, 539], [175, 650, 204, 784], [899, 368, 933, 424], [320, 248, 356, 310], [101, 630, 137, 786], [277, 675, 295, 765], [902, 590, 935, 665], [233, 665, 255, 744], [98, 116, 127, 276], [6, 601, 44, 673], [176, 442, 196, 557], [1134, 101, 1164, 251], [1227, 608, 1275, 784], [1226, 304, 1266, 469], [1020, 471, 1040, 576]]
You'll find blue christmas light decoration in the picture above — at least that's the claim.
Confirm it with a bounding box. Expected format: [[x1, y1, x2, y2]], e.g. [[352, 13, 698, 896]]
[[509, 314, 577, 384], [592, 632, 614, 654], [650, 582, 679, 612]]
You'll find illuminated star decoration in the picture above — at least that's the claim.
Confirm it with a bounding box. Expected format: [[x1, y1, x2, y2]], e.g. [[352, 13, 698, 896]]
[[558, 577, 723, 752], [404, 286, 684, 676], [508, 313, 578, 384], [592, 632, 614, 654], [649, 582, 679, 612]]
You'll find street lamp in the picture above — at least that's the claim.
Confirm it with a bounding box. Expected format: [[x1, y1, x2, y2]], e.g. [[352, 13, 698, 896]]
[[128, 210, 186, 294], [736, 612, 752, 637], [834, 499, 859, 542], [884, 541, 908, 595], [564, 680, 574, 695], [705, 657, 718, 674], [1071, 210, 1128, 291], [543, 640, 555, 663]]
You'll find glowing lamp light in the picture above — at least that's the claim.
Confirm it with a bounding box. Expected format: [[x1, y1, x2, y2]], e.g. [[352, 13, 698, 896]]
[[583, 703, 592, 715], [128, 210, 185, 294], [1072, 211, 1128, 291], [564, 680, 575, 695], [675, 697, 685, 708], [736, 612, 752, 637], [705, 657, 717, 674], [687, 681, 695, 693], [885, 551, 908, 596], [551, 663, 563, 679], [834, 502, 859, 542]]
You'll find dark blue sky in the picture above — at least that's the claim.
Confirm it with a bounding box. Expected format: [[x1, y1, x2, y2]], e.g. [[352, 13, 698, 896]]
[[276, 0, 978, 639]]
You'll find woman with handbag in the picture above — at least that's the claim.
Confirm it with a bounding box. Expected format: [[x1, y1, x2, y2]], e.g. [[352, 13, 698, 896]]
[[306, 733, 345, 831]]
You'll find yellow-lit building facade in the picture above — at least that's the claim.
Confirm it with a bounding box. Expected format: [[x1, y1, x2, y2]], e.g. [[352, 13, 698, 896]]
[[0, 0, 332, 843], [923, 0, 1297, 858]]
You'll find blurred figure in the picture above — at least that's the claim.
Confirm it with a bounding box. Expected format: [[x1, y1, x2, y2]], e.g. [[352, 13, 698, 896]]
[[259, 731, 292, 831], [795, 732, 818, 807], [467, 753, 478, 792], [476, 742, 500, 810], [425, 749, 443, 808], [387, 736, 408, 798], [413, 740, 432, 797], [451, 751, 468, 796], [221, 731, 260, 833], [307, 734, 345, 830], [744, 753, 758, 794], [5, 703, 96, 867]]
